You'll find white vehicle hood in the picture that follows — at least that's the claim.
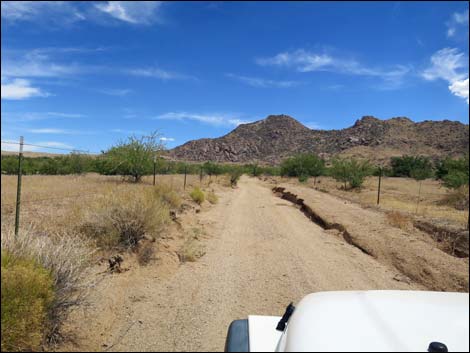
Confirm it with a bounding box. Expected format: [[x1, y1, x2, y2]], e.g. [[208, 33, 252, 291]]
[[249, 290, 469, 352]]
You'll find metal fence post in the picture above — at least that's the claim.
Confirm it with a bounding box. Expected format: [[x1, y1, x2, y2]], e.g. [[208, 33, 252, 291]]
[[14, 136, 24, 236], [184, 165, 187, 190], [153, 155, 156, 186], [377, 167, 382, 205]]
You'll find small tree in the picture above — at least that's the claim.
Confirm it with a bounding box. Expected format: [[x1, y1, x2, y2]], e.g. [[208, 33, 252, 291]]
[[280, 154, 325, 183], [410, 159, 434, 214], [437, 156, 469, 189], [104, 131, 164, 183], [391, 155, 433, 178], [203, 161, 223, 179], [330, 158, 372, 190]]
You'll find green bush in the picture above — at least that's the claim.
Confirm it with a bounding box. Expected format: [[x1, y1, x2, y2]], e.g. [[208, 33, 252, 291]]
[[390, 155, 434, 178], [1, 251, 55, 352], [190, 187, 205, 205], [229, 169, 243, 187], [329, 158, 372, 189], [436, 156, 469, 189], [280, 154, 325, 181]]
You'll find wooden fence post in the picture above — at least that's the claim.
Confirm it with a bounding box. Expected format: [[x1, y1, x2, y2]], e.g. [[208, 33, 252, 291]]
[[14, 136, 24, 236]]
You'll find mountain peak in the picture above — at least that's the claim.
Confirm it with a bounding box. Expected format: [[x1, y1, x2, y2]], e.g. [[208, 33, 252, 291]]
[[170, 114, 469, 164]]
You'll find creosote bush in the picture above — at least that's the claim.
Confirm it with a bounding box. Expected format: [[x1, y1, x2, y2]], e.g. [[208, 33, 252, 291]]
[[1, 229, 91, 349], [229, 170, 243, 187], [190, 187, 205, 205], [79, 186, 170, 248], [1, 251, 55, 352]]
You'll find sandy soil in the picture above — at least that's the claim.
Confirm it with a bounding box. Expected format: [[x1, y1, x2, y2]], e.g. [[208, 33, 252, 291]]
[[274, 183, 468, 292], [58, 176, 422, 352]]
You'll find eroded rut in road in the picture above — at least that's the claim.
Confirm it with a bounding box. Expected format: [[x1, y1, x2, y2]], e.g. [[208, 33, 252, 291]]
[[59, 177, 420, 352], [272, 186, 373, 256]]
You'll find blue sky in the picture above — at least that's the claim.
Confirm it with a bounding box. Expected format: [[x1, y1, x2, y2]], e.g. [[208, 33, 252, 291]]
[[1, 1, 469, 154]]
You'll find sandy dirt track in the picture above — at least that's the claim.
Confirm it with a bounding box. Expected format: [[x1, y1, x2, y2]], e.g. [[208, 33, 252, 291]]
[[60, 177, 419, 352]]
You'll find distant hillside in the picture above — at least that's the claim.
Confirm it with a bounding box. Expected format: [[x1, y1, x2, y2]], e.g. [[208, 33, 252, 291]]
[[169, 114, 469, 164], [1, 151, 64, 158]]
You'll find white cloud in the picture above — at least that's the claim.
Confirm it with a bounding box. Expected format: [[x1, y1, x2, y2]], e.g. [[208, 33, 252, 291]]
[[2, 49, 88, 78], [126, 67, 194, 80], [304, 122, 323, 130], [160, 137, 175, 142], [98, 88, 132, 96], [257, 50, 333, 71], [1, 1, 85, 24], [1, 78, 49, 100], [155, 112, 253, 127], [449, 78, 469, 104], [256, 49, 410, 88], [447, 10, 469, 39], [110, 128, 146, 134], [422, 48, 469, 104], [422, 48, 467, 82], [95, 1, 163, 25], [27, 128, 77, 134], [2, 111, 85, 122], [1, 1, 164, 26], [226, 73, 300, 88]]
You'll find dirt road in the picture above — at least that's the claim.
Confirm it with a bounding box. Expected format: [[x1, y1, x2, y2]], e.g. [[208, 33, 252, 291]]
[[60, 176, 418, 352]]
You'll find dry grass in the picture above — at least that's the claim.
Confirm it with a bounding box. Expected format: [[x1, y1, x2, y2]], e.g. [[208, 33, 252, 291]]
[[189, 187, 205, 205], [0, 173, 229, 349], [178, 228, 205, 263], [386, 211, 412, 230], [206, 190, 219, 204], [136, 242, 156, 266], [279, 176, 468, 228], [438, 185, 469, 211], [78, 185, 171, 248]]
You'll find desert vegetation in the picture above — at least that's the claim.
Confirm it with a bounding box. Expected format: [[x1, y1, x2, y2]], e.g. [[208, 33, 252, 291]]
[[1, 130, 468, 351], [0, 169, 228, 350]]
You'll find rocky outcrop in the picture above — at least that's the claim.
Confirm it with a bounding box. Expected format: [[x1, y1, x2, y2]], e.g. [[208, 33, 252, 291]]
[[169, 114, 469, 164]]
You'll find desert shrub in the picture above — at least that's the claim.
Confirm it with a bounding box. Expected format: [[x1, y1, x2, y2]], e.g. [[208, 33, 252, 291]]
[[436, 156, 469, 181], [298, 174, 309, 182], [443, 171, 470, 189], [190, 187, 205, 205], [137, 242, 155, 266], [440, 185, 469, 210], [203, 161, 223, 179], [1, 251, 55, 352], [386, 211, 412, 230], [178, 229, 205, 262], [1, 229, 92, 336], [390, 155, 434, 178], [437, 156, 469, 189], [80, 186, 170, 248], [229, 169, 243, 187], [280, 154, 325, 182], [329, 158, 372, 189], [207, 191, 218, 204], [153, 183, 181, 209]]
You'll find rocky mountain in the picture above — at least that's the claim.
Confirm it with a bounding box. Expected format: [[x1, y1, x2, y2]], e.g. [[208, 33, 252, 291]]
[[169, 114, 469, 165]]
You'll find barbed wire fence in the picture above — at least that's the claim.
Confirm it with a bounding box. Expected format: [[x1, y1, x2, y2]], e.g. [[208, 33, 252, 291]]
[[1, 137, 211, 235]]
